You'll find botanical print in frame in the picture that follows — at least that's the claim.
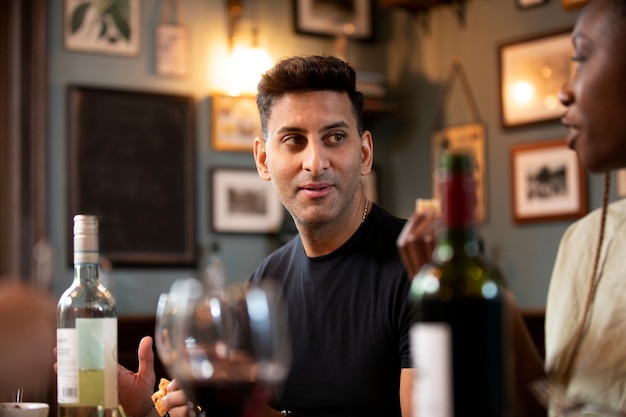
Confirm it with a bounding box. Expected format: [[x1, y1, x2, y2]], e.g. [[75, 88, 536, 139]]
[[64, 0, 140, 56]]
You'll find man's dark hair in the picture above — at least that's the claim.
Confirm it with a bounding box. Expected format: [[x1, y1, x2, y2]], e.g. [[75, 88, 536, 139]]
[[256, 55, 365, 138]]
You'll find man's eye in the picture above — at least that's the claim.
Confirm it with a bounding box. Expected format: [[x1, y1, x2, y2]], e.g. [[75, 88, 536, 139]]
[[283, 135, 306, 146], [327, 133, 345, 144]]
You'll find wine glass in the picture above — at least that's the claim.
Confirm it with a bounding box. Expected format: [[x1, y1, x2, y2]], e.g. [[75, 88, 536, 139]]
[[167, 278, 291, 417], [155, 279, 198, 369]]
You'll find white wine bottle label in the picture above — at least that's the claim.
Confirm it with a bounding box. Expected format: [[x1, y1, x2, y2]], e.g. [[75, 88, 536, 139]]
[[57, 328, 79, 404], [411, 323, 452, 417], [57, 318, 118, 407]]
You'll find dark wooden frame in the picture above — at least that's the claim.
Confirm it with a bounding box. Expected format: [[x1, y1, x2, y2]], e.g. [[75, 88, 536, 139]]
[[498, 28, 572, 129], [510, 139, 587, 224], [209, 167, 284, 234], [67, 86, 196, 267], [293, 0, 374, 41]]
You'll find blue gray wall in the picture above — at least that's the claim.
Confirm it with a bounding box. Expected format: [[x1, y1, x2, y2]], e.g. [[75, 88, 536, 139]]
[[48, 0, 614, 315]]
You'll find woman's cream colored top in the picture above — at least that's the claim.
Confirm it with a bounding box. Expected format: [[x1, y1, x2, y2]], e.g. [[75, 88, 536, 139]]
[[545, 198, 626, 413]]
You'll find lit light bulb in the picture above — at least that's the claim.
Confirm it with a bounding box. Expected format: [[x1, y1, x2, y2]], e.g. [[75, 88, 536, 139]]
[[512, 81, 533, 104], [227, 45, 273, 96]]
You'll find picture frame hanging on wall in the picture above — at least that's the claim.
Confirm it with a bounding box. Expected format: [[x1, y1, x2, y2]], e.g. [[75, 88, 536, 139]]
[[432, 123, 487, 224], [67, 86, 196, 267], [498, 28, 572, 128], [293, 0, 373, 40], [211, 95, 262, 152], [510, 139, 587, 224], [210, 168, 284, 234], [64, 0, 140, 56], [155, 23, 189, 78]]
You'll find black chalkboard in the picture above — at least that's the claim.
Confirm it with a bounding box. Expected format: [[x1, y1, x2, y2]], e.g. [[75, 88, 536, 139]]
[[67, 86, 196, 267]]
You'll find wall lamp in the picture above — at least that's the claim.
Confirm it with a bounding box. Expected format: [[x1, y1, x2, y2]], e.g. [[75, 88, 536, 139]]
[[224, 0, 272, 96]]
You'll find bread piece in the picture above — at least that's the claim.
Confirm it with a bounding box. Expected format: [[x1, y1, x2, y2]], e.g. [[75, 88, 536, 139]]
[[415, 198, 441, 214], [151, 378, 171, 416]]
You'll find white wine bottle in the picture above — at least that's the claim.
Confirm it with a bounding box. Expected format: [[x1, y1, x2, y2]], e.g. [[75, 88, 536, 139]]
[[410, 152, 511, 417], [57, 215, 118, 417]]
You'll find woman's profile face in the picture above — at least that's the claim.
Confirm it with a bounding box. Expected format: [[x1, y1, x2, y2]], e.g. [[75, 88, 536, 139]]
[[560, 0, 626, 172]]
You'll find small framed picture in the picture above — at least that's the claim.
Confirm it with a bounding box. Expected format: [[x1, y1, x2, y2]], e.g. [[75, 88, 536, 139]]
[[510, 139, 587, 224], [64, 0, 140, 56], [155, 24, 189, 78], [293, 0, 373, 40], [498, 28, 572, 128], [432, 123, 487, 224], [210, 168, 284, 234], [211, 95, 262, 152]]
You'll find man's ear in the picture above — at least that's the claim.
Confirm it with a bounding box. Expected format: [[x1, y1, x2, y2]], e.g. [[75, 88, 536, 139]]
[[361, 130, 373, 176], [253, 137, 271, 181]]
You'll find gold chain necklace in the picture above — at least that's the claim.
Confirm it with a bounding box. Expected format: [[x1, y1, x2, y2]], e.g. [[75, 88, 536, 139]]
[[361, 199, 370, 224]]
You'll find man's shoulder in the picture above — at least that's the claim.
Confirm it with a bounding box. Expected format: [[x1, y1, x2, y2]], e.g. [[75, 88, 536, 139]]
[[368, 204, 407, 236], [251, 236, 302, 281]]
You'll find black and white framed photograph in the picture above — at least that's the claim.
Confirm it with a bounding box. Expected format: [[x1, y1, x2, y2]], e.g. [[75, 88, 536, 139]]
[[498, 28, 572, 128], [64, 0, 140, 56], [510, 139, 587, 224], [210, 168, 284, 234], [293, 0, 373, 40]]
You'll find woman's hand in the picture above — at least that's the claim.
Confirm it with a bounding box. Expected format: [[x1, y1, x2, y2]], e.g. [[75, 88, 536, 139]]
[[161, 379, 194, 417], [396, 208, 442, 278]]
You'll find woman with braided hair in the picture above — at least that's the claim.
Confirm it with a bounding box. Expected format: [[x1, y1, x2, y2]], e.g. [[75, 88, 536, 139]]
[[544, 0, 626, 413], [397, 0, 626, 414]]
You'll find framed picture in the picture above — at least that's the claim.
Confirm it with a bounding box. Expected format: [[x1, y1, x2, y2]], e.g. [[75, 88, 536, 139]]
[[155, 23, 190, 78], [517, 0, 549, 8], [510, 139, 587, 224], [498, 29, 572, 129], [210, 168, 284, 234], [64, 0, 140, 56], [432, 123, 487, 224], [67, 86, 196, 266], [293, 0, 373, 40], [211, 95, 261, 152]]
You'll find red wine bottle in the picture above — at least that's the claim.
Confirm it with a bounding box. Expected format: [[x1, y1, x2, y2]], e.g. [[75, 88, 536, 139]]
[[409, 152, 511, 417]]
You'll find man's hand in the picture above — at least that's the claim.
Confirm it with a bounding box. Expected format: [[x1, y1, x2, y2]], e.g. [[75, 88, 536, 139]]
[[118, 336, 158, 417]]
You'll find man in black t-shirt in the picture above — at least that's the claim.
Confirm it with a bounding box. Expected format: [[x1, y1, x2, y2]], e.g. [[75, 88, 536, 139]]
[[109, 55, 416, 417]]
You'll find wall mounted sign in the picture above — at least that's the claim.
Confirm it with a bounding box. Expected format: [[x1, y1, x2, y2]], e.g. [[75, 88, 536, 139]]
[[67, 86, 196, 266]]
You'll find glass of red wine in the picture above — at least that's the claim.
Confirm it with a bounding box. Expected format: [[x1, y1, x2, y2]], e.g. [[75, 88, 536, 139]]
[[166, 279, 291, 417]]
